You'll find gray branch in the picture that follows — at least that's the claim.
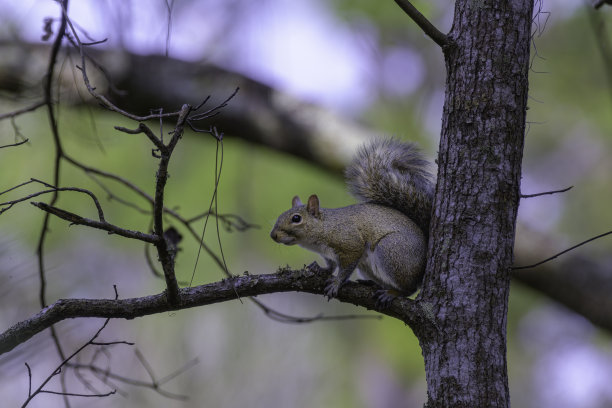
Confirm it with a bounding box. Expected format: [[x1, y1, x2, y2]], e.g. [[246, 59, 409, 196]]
[[393, 0, 449, 48], [0, 266, 420, 356]]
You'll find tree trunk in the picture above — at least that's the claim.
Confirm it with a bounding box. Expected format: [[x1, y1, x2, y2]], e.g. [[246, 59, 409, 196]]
[[416, 1, 534, 406]]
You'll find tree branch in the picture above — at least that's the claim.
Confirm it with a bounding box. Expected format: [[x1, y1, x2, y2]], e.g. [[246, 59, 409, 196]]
[[151, 104, 192, 305], [0, 138, 29, 149], [31, 202, 158, 243], [393, 0, 449, 48], [520, 185, 573, 198], [0, 266, 421, 356], [0, 101, 46, 120]]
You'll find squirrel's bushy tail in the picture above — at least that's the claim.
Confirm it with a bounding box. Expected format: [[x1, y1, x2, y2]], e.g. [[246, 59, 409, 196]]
[[345, 138, 434, 233]]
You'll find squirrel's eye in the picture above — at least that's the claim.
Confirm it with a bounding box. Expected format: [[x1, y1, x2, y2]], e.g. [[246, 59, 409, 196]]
[[291, 214, 302, 223]]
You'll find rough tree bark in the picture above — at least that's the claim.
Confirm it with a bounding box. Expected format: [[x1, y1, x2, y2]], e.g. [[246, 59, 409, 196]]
[[414, 1, 534, 406]]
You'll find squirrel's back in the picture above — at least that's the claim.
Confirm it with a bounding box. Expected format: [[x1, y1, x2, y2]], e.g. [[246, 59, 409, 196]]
[[345, 138, 434, 233]]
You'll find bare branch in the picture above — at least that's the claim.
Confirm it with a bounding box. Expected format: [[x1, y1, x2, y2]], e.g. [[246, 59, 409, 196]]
[[0, 265, 421, 356], [35, 5, 74, 396], [249, 294, 382, 324], [64, 154, 155, 204], [22, 318, 115, 406], [87, 174, 150, 214], [1, 184, 104, 220], [67, 361, 189, 400], [186, 211, 260, 232], [393, 0, 449, 48], [520, 185, 573, 198], [188, 87, 240, 123], [513, 229, 612, 270], [25, 363, 32, 397], [64, 154, 229, 276], [61, 1, 183, 122], [31, 202, 158, 243], [190, 138, 230, 288], [127, 349, 191, 399], [38, 389, 116, 398], [38, 0, 69, 313], [151, 104, 192, 305], [65, 345, 194, 400], [0, 138, 29, 149], [0, 102, 46, 121], [114, 123, 165, 152], [1, 180, 36, 196], [33, 178, 105, 220]]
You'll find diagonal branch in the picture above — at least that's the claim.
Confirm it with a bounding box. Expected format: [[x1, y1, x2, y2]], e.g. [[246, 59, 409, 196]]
[[393, 0, 449, 48], [0, 101, 46, 121], [31, 202, 158, 243], [0, 139, 29, 149]]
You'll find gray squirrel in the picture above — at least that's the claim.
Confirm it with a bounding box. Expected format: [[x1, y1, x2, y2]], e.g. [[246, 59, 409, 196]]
[[270, 138, 434, 304]]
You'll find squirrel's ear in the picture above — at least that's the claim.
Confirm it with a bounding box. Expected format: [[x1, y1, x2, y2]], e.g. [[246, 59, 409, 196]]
[[306, 195, 321, 217], [292, 196, 303, 207]]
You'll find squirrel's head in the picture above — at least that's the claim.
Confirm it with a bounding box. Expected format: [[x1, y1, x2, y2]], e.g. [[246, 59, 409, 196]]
[[270, 195, 322, 245]]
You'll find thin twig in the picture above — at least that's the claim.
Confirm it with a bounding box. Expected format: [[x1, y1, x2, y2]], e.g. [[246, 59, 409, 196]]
[[21, 319, 115, 407], [187, 88, 239, 122], [63, 35, 126, 96], [0, 102, 46, 121], [87, 174, 150, 214], [190, 138, 226, 287], [114, 123, 165, 151], [0, 138, 29, 149], [249, 296, 381, 324], [31, 202, 158, 243], [145, 242, 165, 279], [66, 154, 229, 275], [186, 211, 259, 232], [39, 390, 116, 398], [1, 186, 104, 221], [0, 180, 36, 196], [67, 362, 189, 400], [513, 229, 612, 270], [65, 154, 155, 204], [25, 363, 32, 397], [66, 340, 193, 400], [61, 1, 183, 122], [31, 178, 106, 221], [521, 185, 573, 198]]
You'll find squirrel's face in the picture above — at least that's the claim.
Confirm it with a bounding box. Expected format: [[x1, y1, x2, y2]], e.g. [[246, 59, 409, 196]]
[[270, 208, 308, 245], [270, 195, 322, 245]]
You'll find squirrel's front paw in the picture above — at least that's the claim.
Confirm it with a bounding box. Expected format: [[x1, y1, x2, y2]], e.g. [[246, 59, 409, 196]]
[[324, 277, 343, 300], [308, 262, 335, 276], [374, 289, 400, 309]]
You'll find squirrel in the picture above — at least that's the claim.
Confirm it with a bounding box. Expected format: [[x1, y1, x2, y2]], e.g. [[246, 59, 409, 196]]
[[270, 138, 434, 305]]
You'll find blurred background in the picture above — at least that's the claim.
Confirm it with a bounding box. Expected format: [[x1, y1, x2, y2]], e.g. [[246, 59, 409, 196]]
[[0, 0, 611, 407]]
